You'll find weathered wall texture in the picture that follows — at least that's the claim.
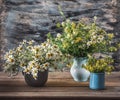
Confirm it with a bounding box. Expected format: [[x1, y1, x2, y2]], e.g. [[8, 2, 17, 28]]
[[0, 0, 120, 70], [0, 0, 6, 69]]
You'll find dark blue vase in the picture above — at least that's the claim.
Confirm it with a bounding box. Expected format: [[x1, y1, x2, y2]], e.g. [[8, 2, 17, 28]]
[[90, 73, 105, 90], [23, 69, 48, 87]]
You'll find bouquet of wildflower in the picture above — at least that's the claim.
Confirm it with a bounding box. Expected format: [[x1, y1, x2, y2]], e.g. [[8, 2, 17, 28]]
[[4, 40, 62, 79], [48, 17, 117, 57], [82, 56, 114, 73]]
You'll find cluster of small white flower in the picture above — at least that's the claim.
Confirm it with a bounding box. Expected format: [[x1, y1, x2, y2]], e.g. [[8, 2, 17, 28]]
[[4, 52, 15, 65], [4, 39, 63, 79], [87, 32, 104, 47]]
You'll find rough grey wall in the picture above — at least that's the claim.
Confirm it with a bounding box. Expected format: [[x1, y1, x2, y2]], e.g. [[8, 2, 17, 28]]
[[0, 0, 120, 70], [0, 0, 5, 70], [112, 0, 120, 70]]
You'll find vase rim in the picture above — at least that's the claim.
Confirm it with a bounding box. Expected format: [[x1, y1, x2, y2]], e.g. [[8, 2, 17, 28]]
[[74, 57, 87, 59], [91, 72, 105, 74]]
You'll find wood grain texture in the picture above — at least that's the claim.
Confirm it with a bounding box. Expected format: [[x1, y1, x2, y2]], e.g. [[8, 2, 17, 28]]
[[0, 72, 120, 100]]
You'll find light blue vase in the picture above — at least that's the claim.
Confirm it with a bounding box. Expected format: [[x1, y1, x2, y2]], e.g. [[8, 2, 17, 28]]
[[70, 57, 90, 82], [90, 73, 105, 90]]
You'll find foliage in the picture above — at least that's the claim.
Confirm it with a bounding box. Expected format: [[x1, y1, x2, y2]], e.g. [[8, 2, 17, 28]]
[[4, 40, 63, 79], [82, 56, 114, 73], [48, 17, 117, 57]]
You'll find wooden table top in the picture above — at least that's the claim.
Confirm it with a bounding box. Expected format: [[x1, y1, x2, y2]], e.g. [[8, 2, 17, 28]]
[[0, 72, 120, 100]]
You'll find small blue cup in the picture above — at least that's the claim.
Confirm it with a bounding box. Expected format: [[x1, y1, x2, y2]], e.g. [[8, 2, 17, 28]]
[[90, 73, 105, 90]]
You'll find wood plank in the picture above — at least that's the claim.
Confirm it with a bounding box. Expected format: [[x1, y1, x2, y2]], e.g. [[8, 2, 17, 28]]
[[0, 85, 120, 92], [0, 72, 119, 99], [0, 72, 119, 79], [0, 78, 120, 87], [0, 91, 120, 98], [0, 72, 120, 87], [0, 72, 72, 79]]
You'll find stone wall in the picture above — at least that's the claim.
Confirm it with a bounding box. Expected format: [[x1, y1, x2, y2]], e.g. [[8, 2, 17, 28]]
[[112, 0, 120, 70], [0, 0, 6, 70], [0, 0, 120, 70]]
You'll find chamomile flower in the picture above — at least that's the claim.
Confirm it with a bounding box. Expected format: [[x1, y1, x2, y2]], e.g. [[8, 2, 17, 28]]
[[28, 61, 36, 66], [23, 40, 27, 43], [20, 62, 26, 68], [34, 54, 41, 60], [60, 38, 64, 42], [32, 67, 38, 74], [27, 46, 33, 50], [43, 62, 49, 70], [6, 55, 15, 63], [23, 68, 30, 74], [33, 73, 38, 80], [7, 57, 15, 64], [32, 45, 41, 53], [92, 35, 97, 39], [4, 52, 9, 60], [16, 45, 23, 52], [57, 33, 61, 38], [46, 52, 54, 59], [61, 22, 65, 27], [87, 41, 92, 47], [28, 40, 35, 45], [97, 35, 104, 43]]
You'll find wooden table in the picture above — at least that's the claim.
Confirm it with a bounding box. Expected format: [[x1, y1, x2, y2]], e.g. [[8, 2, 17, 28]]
[[0, 72, 120, 100]]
